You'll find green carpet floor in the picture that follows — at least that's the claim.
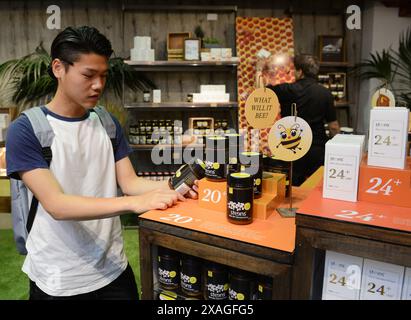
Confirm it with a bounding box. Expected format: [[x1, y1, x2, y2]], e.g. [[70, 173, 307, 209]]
[[0, 228, 140, 300]]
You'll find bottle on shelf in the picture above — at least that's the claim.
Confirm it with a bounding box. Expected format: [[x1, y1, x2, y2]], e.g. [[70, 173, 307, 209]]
[[157, 246, 180, 291], [228, 268, 256, 300], [227, 172, 254, 225], [180, 254, 203, 298], [203, 261, 229, 300]]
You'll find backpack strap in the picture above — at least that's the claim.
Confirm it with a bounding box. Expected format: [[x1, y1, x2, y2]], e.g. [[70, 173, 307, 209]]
[[92, 106, 117, 153], [22, 107, 54, 233]]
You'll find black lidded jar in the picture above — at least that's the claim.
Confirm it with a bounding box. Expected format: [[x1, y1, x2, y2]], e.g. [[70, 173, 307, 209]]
[[228, 269, 256, 300], [157, 246, 180, 290], [203, 261, 229, 300], [168, 159, 206, 196], [227, 172, 254, 225], [180, 254, 203, 298], [256, 276, 273, 300], [264, 156, 291, 197], [240, 151, 263, 199], [204, 135, 229, 181], [224, 133, 245, 175]]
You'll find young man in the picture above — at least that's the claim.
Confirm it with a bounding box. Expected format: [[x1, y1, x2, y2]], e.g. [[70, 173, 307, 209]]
[[256, 54, 340, 185], [6, 26, 197, 300]]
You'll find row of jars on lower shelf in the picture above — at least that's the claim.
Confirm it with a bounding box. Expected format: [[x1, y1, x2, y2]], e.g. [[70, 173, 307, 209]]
[[129, 119, 230, 145], [157, 246, 272, 300], [137, 171, 176, 181]]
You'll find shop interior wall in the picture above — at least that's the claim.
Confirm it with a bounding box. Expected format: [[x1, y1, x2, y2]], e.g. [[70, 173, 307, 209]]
[[0, 0, 363, 126]]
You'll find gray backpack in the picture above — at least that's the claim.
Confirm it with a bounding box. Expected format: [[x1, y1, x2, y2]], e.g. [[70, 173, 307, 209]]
[[11, 106, 117, 255]]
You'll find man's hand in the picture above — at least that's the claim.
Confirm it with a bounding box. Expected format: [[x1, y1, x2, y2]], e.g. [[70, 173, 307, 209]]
[[131, 189, 186, 213], [186, 180, 199, 200]]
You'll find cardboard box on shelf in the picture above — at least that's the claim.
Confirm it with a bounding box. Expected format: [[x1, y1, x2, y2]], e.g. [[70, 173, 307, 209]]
[[360, 259, 405, 300], [368, 107, 409, 170], [199, 85, 226, 93], [153, 90, 161, 103], [323, 135, 363, 202], [322, 251, 363, 300], [192, 93, 230, 103], [130, 36, 155, 61]]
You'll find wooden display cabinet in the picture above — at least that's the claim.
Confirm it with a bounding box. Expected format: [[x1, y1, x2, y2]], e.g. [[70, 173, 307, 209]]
[[138, 218, 293, 300], [292, 190, 411, 299]]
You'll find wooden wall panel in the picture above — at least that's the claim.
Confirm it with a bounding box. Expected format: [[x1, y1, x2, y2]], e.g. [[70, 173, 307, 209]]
[[0, 0, 363, 125]]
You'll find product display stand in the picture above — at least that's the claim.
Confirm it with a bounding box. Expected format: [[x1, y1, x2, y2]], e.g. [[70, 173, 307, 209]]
[[292, 179, 411, 300], [276, 161, 296, 218], [137, 170, 317, 300], [276, 103, 300, 218]]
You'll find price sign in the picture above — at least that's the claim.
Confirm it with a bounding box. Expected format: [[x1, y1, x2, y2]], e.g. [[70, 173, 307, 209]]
[[159, 213, 195, 224], [366, 177, 401, 196], [322, 251, 363, 300], [360, 259, 405, 300], [324, 154, 357, 194], [358, 160, 411, 208], [367, 107, 409, 169], [370, 120, 403, 158], [198, 179, 227, 212]]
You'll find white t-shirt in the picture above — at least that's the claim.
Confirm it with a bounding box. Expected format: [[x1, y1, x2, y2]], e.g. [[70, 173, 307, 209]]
[[8, 108, 129, 296]]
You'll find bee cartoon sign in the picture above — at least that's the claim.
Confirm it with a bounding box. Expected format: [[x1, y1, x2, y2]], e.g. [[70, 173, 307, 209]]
[[268, 116, 313, 161], [245, 87, 280, 129]]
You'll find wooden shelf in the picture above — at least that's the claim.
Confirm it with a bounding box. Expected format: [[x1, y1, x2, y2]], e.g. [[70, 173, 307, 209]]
[[131, 143, 204, 151], [334, 101, 352, 108], [125, 102, 238, 110], [122, 5, 237, 13], [125, 60, 238, 72], [319, 61, 353, 68]]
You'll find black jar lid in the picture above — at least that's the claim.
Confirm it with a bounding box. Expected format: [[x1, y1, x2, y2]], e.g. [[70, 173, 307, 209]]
[[190, 159, 206, 179], [267, 156, 289, 168], [205, 135, 229, 148], [180, 253, 202, 265], [229, 268, 254, 280], [240, 151, 262, 165], [158, 246, 180, 258], [228, 172, 253, 189]]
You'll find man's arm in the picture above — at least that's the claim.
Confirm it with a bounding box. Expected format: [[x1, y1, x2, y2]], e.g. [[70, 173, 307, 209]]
[[21, 168, 186, 221], [115, 156, 169, 195], [115, 157, 198, 199]]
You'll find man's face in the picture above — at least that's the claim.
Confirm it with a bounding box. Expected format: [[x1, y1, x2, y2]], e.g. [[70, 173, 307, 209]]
[[53, 53, 108, 109]]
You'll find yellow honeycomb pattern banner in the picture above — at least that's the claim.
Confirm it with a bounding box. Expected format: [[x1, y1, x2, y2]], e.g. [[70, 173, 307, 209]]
[[236, 17, 295, 155]]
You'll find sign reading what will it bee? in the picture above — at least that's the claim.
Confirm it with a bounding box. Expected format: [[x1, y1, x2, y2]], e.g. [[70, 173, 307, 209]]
[[268, 116, 313, 161]]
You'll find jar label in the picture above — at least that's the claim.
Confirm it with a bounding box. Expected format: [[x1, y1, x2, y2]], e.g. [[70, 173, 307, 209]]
[[227, 188, 253, 221], [181, 272, 201, 294], [158, 258, 179, 288], [205, 270, 229, 300], [204, 160, 226, 179], [241, 166, 263, 196]]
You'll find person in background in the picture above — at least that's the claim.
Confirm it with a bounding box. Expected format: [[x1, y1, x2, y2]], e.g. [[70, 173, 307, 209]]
[[256, 54, 340, 186], [6, 26, 198, 300]]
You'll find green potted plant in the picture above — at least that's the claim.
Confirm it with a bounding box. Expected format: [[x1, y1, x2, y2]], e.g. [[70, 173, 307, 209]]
[[194, 25, 205, 48], [355, 27, 411, 108], [203, 37, 221, 49]]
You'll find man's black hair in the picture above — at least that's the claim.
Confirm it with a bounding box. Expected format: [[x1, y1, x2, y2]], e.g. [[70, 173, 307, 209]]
[[48, 26, 113, 79], [294, 54, 320, 79]]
